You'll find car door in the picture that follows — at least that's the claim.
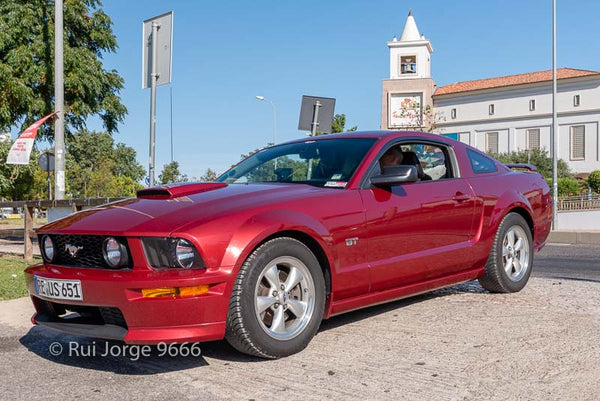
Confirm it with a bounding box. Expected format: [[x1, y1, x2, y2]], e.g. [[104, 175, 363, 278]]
[[359, 141, 477, 293]]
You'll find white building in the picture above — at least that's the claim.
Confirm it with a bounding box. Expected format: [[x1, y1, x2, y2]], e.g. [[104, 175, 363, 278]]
[[381, 12, 600, 173]]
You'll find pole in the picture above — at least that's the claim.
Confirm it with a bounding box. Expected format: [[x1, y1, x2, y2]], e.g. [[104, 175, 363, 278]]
[[551, 0, 558, 229], [310, 100, 322, 136], [46, 153, 51, 200], [170, 86, 173, 162], [148, 21, 159, 187], [306, 100, 322, 179], [54, 0, 65, 200]]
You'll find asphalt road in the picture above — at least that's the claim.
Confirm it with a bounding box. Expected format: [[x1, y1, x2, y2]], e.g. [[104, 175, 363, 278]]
[[533, 243, 599, 282]]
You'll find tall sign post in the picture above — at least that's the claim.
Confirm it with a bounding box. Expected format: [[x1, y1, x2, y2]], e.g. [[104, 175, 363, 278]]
[[551, 0, 558, 229], [142, 11, 173, 187], [298, 96, 336, 179], [54, 0, 65, 199], [298, 95, 336, 136]]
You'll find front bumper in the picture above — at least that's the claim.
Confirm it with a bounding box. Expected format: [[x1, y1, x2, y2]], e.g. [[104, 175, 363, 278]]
[[25, 263, 234, 344]]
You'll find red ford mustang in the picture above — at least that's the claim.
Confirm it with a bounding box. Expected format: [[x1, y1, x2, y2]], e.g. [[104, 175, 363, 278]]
[[25, 131, 552, 358]]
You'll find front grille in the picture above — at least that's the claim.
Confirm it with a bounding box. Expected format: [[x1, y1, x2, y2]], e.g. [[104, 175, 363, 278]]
[[41, 234, 131, 269]]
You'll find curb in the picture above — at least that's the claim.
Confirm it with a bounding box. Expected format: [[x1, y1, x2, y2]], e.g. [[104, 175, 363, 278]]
[[548, 231, 600, 245]]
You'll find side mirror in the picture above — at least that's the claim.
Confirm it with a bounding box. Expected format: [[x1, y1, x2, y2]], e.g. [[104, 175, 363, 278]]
[[370, 165, 418, 187]]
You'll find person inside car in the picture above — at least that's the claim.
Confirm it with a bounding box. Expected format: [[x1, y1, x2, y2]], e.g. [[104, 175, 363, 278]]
[[379, 146, 432, 181]]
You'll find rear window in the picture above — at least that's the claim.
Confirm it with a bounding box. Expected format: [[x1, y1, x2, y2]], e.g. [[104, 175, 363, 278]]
[[467, 149, 497, 174]]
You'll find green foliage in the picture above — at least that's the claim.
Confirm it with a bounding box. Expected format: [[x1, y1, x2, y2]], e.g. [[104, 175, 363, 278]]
[[0, 0, 127, 137], [495, 148, 572, 180], [314, 113, 357, 136], [199, 168, 217, 182], [588, 170, 600, 193], [65, 130, 144, 197], [159, 161, 188, 185], [0, 141, 38, 200], [545, 177, 581, 197], [331, 114, 357, 133]]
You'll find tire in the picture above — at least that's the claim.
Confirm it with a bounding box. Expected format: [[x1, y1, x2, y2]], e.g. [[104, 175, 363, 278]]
[[478, 212, 534, 293], [225, 237, 326, 358]]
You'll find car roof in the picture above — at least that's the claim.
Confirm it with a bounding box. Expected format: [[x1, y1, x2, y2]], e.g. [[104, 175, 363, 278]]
[[285, 130, 455, 144]]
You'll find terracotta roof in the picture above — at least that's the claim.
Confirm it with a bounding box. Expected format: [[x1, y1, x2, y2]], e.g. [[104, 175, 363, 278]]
[[434, 68, 600, 96]]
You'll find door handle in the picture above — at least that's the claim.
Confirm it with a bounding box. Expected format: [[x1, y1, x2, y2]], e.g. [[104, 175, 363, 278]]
[[452, 193, 472, 202]]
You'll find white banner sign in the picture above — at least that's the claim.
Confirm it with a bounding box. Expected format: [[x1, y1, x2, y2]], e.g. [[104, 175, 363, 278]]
[[6, 112, 57, 165]]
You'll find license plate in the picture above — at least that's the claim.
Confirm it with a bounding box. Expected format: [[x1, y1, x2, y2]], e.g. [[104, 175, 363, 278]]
[[34, 276, 83, 301]]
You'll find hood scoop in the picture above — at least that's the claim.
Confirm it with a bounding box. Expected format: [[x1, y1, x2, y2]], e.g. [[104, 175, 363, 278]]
[[137, 182, 227, 199]]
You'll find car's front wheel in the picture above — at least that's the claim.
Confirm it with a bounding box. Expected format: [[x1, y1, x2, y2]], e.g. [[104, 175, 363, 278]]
[[479, 212, 533, 293], [225, 237, 326, 358]]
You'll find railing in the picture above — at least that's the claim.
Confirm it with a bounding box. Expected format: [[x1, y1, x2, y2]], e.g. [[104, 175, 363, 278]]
[[0, 198, 125, 260], [557, 195, 600, 212]]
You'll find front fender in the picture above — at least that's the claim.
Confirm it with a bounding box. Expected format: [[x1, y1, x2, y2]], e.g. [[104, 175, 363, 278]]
[[220, 209, 336, 273]]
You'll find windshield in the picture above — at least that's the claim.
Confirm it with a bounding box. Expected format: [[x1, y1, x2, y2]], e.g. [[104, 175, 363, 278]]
[[217, 138, 377, 188]]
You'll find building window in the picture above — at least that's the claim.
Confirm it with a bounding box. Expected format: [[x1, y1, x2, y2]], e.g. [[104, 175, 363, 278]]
[[486, 132, 499, 154], [400, 55, 417, 74], [570, 125, 585, 160], [451, 108, 456, 119], [529, 99, 536, 111], [489, 104, 495, 115], [573, 95, 581, 107], [527, 129, 540, 150]]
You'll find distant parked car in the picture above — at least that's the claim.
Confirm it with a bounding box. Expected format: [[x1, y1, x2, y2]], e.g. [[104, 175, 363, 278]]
[[25, 131, 552, 358]]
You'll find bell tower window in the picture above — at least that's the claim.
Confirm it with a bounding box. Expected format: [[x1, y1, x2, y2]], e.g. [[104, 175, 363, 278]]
[[400, 55, 417, 74]]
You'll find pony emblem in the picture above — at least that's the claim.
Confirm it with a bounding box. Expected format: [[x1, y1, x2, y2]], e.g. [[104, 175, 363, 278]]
[[65, 244, 83, 258]]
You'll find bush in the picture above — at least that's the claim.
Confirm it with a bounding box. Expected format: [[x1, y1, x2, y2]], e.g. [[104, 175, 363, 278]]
[[495, 148, 572, 180], [588, 170, 600, 193], [545, 177, 581, 197]]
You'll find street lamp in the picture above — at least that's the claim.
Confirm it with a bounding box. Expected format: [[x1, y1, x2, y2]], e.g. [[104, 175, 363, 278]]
[[255, 95, 277, 145]]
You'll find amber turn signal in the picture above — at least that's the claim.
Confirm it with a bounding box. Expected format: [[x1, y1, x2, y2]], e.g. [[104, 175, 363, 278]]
[[141, 285, 210, 298]]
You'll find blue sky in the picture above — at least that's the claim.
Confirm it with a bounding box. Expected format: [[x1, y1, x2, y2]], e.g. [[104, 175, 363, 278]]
[[49, 0, 600, 179]]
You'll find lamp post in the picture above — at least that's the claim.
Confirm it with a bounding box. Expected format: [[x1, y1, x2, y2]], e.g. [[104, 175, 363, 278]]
[[255, 95, 277, 145]]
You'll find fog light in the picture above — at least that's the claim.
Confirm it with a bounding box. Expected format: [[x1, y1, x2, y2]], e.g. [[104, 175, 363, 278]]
[[141, 284, 210, 298]]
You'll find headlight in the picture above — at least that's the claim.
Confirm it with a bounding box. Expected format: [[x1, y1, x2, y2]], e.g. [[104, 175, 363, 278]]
[[102, 237, 129, 268], [41, 235, 54, 262], [175, 239, 195, 268], [141, 237, 205, 269]]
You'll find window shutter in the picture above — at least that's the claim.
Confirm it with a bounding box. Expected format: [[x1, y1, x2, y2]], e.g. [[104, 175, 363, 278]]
[[486, 132, 498, 154], [570, 126, 585, 160], [527, 129, 540, 150]]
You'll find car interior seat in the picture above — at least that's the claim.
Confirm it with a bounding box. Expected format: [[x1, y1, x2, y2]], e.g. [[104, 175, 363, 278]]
[[401, 151, 432, 181]]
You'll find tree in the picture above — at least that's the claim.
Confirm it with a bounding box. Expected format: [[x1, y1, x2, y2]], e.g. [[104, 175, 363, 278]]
[[331, 114, 357, 133], [588, 170, 600, 193], [200, 168, 218, 182], [0, 0, 127, 138], [159, 161, 188, 185], [494, 148, 572, 180], [65, 130, 144, 197], [0, 141, 38, 200]]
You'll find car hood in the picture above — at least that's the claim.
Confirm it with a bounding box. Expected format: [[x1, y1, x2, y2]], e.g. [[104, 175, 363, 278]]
[[39, 183, 332, 236]]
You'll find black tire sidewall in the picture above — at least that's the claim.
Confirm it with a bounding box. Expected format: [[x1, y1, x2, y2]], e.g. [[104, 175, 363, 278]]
[[236, 238, 326, 357], [493, 213, 533, 292]]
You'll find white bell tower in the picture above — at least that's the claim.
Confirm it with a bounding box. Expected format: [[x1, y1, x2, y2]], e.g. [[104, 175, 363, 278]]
[[388, 11, 433, 79], [381, 11, 436, 130]]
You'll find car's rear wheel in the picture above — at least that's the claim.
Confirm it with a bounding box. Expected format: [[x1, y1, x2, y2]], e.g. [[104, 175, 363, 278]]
[[225, 237, 326, 358], [478, 212, 533, 293]]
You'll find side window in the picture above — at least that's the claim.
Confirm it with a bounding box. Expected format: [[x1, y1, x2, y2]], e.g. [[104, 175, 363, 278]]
[[467, 149, 498, 174], [377, 142, 453, 181]]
